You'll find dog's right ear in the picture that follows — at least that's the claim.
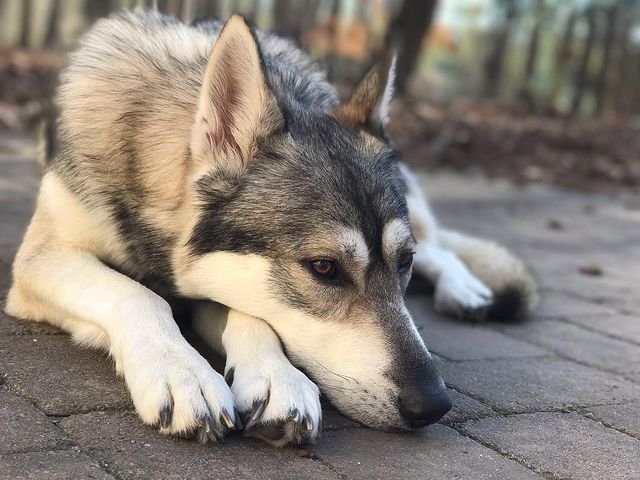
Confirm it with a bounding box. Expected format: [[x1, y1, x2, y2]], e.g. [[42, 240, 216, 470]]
[[332, 52, 396, 136], [191, 15, 283, 177]]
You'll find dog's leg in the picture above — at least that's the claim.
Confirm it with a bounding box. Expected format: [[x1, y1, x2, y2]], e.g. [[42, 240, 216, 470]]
[[192, 303, 321, 446], [435, 228, 538, 321], [400, 163, 536, 321], [7, 249, 236, 441]]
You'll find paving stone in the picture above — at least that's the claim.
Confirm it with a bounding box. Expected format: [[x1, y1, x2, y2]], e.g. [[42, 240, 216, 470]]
[[459, 412, 640, 480], [437, 357, 640, 413], [440, 389, 494, 425], [0, 450, 115, 480], [564, 314, 640, 345], [534, 290, 619, 319], [0, 387, 72, 453], [408, 298, 548, 360], [0, 258, 11, 299], [496, 319, 640, 380], [0, 311, 64, 336], [0, 335, 131, 415], [585, 402, 640, 438], [310, 424, 541, 479], [321, 404, 363, 431], [539, 272, 637, 312], [60, 411, 339, 480]]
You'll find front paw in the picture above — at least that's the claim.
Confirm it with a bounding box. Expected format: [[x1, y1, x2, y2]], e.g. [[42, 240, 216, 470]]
[[434, 270, 493, 322], [225, 358, 321, 447], [123, 341, 237, 442]]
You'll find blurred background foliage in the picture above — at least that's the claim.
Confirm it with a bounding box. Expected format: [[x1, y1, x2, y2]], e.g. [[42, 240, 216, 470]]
[[1, 0, 639, 192]]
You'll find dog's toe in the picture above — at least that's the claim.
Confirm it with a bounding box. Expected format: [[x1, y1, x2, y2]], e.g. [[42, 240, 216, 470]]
[[124, 341, 236, 443], [434, 270, 494, 321], [244, 407, 320, 446], [227, 358, 321, 447]]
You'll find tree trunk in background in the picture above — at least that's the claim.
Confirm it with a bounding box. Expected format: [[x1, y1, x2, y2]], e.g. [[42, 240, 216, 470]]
[[594, 4, 618, 115], [84, 0, 116, 24], [483, 0, 516, 98], [570, 8, 597, 116], [44, 0, 61, 48], [631, 50, 640, 114], [519, 0, 544, 105], [390, 0, 439, 94], [613, 17, 632, 114], [549, 9, 576, 107], [19, 0, 32, 47], [158, 0, 184, 17], [273, 0, 299, 38], [325, 0, 341, 82]]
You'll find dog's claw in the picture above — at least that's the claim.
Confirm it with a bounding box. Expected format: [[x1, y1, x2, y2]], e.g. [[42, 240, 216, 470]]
[[224, 367, 235, 387], [290, 408, 302, 423], [245, 397, 269, 431], [302, 414, 313, 434], [220, 409, 235, 430], [234, 408, 244, 430], [196, 421, 210, 444], [159, 403, 173, 429]]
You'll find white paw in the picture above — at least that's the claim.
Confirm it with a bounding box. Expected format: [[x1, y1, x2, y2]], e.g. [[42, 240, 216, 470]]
[[225, 355, 321, 446], [121, 338, 237, 442], [434, 269, 493, 321]]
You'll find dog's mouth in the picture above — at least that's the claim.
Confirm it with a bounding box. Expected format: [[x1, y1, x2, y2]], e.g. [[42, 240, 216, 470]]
[[316, 379, 452, 432]]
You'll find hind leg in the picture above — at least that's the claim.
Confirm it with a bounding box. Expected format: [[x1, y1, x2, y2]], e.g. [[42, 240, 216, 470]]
[[400, 163, 537, 321], [192, 302, 321, 446]]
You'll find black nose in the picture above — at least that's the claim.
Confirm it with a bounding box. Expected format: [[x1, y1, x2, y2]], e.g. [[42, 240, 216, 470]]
[[399, 382, 452, 428]]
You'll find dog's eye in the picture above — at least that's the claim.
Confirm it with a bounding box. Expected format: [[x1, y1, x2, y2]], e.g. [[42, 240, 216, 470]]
[[398, 252, 414, 272], [310, 259, 337, 279]]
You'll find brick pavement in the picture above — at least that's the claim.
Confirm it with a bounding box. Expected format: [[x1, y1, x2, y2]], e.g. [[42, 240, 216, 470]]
[[1, 132, 639, 479]]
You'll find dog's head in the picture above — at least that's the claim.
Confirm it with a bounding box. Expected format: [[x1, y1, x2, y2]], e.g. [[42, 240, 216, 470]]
[[181, 15, 451, 429]]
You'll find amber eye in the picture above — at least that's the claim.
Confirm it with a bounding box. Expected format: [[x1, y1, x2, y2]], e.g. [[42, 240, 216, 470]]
[[398, 252, 414, 271], [310, 259, 337, 279]]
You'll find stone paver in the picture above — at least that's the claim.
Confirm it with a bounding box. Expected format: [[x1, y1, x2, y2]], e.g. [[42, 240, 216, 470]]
[[60, 411, 339, 480], [585, 402, 640, 438], [438, 357, 640, 413], [2, 135, 640, 479], [0, 387, 72, 453], [311, 425, 542, 480], [496, 319, 640, 381], [0, 451, 115, 480], [0, 335, 131, 415], [409, 298, 549, 361], [460, 412, 640, 480], [440, 389, 494, 424], [534, 290, 620, 320], [0, 311, 64, 336], [533, 290, 640, 344]]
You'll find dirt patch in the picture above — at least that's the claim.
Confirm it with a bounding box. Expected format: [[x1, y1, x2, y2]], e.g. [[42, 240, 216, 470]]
[[388, 99, 640, 194]]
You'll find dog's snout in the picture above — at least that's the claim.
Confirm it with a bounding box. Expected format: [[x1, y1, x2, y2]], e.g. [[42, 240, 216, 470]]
[[398, 381, 452, 428]]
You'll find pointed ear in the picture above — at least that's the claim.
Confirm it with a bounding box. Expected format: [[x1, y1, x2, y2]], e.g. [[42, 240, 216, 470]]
[[191, 15, 283, 175], [332, 52, 396, 134]]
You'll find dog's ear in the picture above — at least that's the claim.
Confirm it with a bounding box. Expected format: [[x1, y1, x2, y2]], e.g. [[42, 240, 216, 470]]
[[191, 15, 283, 176], [332, 52, 396, 135]]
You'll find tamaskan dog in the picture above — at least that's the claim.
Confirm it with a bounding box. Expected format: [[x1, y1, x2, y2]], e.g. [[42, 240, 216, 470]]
[[6, 10, 537, 446]]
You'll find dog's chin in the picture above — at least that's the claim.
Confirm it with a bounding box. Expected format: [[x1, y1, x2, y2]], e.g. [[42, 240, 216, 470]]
[[325, 398, 412, 432], [349, 413, 414, 432]]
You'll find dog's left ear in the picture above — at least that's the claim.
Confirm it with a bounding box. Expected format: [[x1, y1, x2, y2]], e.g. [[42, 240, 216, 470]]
[[191, 15, 283, 177], [332, 52, 396, 135]]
